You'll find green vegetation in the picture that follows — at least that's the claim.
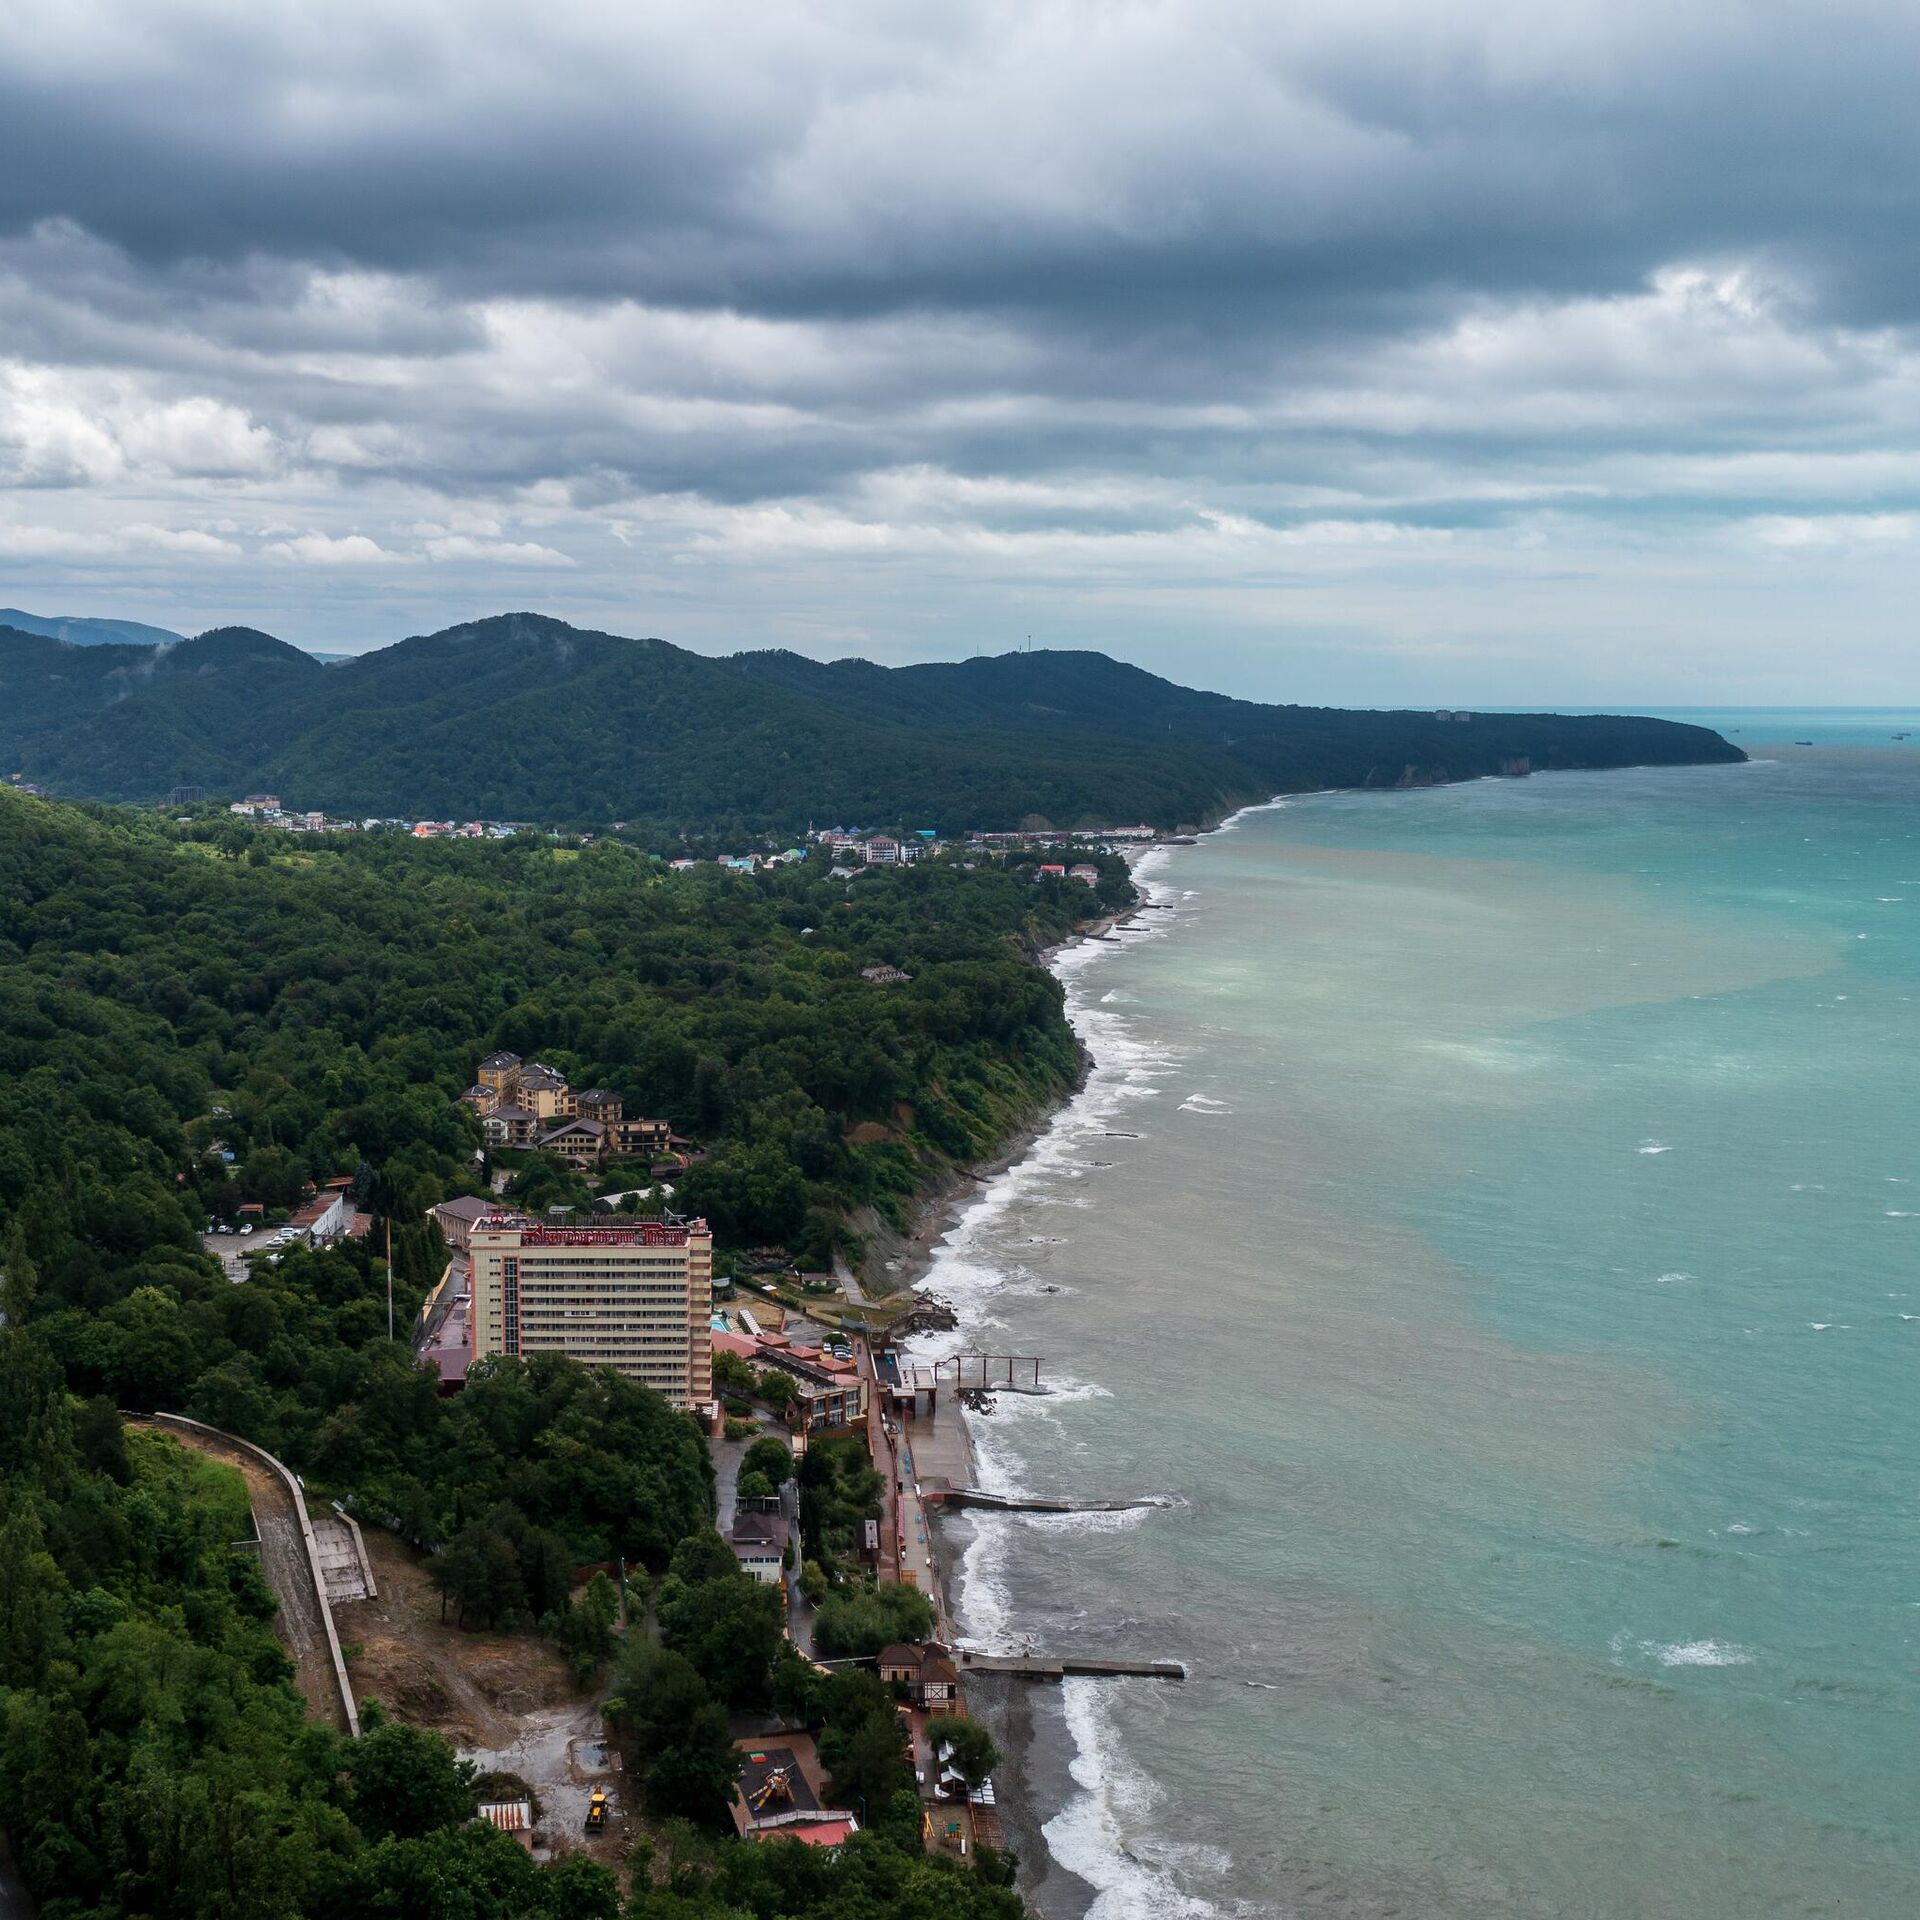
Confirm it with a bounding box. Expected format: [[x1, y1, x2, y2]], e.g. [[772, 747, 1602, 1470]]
[[798, 1438, 886, 1579], [815, 1583, 938, 1658], [0, 785, 1040, 1915], [0, 1363, 625, 1920], [654, 1532, 785, 1707], [0, 611, 1744, 832], [626, 1834, 1022, 1920], [0, 786, 1103, 1271], [609, 1642, 739, 1824], [934, 1719, 1001, 1794]]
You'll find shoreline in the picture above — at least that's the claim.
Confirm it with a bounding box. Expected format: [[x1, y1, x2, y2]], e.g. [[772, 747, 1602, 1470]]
[[880, 838, 1190, 1917], [880, 886, 1155, 1303]]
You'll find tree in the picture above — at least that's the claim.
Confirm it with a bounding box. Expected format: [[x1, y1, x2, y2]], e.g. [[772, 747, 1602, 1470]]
[[813, 1581, 935, 1657], [0, 1507, 64, 1689], [936, 1716, 1000, 1791], [740, 1435, 792, 1486], [712, 1349, 756, 1393], [429, 1520, 526, 1626], [752, 1369, 798, 1412], [348, 1719, 476, 1839], [818, 1693, 914, 1824], [554, 1570, 622, 1681], [1, 1221, 38, 1325], [611, 1643, 737, 1824], [655, 1533, 784, 1705]]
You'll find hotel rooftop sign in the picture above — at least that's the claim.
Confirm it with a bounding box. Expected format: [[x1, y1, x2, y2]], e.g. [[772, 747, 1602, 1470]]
[[474, 1214, 701, 1247]]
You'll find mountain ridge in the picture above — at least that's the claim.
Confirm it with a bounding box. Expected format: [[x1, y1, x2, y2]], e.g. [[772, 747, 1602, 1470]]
[[0, 605, 188, 647], [0, 611, 1744, 830]]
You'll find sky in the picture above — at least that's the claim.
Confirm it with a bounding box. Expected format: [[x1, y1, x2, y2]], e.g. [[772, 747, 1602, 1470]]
[[4, 1, 1920, 703]]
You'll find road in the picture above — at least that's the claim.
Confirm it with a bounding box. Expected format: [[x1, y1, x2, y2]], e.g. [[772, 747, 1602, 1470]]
[[413, 1251, 466, 1355], [716, 1427, 817, 1656]]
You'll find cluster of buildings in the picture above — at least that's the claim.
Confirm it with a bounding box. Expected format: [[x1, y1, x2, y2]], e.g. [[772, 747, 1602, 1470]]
[[965, 824, 1153, 849], [459, 1052, 672, 1165], [811, 827, 938, 867], [223, 793, 530, 837], [666, 848, 807, 873], [713, 1317, 868, 1437]]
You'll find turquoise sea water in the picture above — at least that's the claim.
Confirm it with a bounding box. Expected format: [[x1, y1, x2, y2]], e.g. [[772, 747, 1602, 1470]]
[[923, 729, 1920, 1918]]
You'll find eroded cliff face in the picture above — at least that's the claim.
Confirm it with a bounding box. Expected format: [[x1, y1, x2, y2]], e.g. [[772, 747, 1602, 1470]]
[[1368, 763, 1449, 788], [1366, 753, 1526, 787]]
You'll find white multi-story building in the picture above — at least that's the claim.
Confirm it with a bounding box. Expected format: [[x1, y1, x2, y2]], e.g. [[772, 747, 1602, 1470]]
[[466, 1212, 713, 1409]]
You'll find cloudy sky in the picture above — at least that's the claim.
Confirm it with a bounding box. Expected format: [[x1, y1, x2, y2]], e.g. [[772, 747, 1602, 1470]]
[[4, 1, 1920, 700]]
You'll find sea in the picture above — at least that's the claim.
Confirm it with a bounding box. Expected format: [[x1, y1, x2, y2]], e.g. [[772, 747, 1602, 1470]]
[[915, 712, 1920, 1920]]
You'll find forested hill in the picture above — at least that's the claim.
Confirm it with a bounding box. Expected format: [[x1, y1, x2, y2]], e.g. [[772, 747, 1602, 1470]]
[[0, 784, 1049, 1916], [0, 610, 1743, 831]]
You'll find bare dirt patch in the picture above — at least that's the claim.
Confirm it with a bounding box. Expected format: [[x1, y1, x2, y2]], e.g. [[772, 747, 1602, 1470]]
[[337, 1529, 575, 1746], [338, 1528, 637, 1868]]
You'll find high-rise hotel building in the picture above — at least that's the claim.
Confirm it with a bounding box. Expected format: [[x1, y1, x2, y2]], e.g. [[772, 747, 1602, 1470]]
[[466, 1213, 713, 1409]]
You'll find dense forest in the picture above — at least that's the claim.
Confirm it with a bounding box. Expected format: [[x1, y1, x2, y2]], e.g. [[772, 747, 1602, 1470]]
[[0, 786, 1082, 1914], [0, 785, 1124, 1269], [0, 611, 1744, 833]]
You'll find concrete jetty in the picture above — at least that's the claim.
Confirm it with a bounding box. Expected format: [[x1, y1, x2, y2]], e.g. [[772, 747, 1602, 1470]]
[[938, 1487, 1170, 1514], [958, 1652, 1186, 1682]]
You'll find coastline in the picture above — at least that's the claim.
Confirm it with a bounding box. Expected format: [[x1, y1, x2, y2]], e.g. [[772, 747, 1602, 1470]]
[[884, 835, 1197, 1918], [879, 890, 1153, 1302]]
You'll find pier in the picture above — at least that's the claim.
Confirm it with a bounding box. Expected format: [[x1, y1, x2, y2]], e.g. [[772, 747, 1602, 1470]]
[[958, 1652, 1186, 1682], [938, 1487, 1169, 1514]]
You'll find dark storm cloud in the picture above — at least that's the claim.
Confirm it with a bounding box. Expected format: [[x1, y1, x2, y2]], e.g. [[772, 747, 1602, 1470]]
[[6, 1, 1920, 697], [4, 1, 1919, 331]]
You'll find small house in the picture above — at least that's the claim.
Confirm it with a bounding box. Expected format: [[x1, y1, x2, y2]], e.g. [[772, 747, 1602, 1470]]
[[877, 1641, 961, 1713]]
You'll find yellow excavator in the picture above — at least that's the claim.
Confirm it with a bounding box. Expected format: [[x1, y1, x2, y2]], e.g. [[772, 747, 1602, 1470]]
[[584, 1788, 610, 1834]]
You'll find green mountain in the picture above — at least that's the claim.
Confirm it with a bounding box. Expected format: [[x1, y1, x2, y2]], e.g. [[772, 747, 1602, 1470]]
[[0, 611, 1743, 829], [0, 605, 188, 647]]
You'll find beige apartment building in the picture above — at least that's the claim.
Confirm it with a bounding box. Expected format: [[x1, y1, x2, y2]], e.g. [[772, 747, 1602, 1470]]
[[466, 1212, 713, 1409]]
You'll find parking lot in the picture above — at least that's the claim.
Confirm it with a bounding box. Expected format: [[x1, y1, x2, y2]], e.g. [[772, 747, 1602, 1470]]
[[199, 1224, 306, 1281]]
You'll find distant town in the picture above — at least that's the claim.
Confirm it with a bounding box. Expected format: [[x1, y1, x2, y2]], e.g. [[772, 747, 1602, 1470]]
[[182, 786, 1161, 879]]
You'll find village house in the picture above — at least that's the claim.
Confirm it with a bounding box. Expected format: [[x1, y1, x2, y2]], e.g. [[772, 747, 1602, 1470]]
[[877, 1642, 961, 1714], [860, 963, 912, 985], [431, 1194, 493, 1251], [728, 1510, 788, 1587], [713, 1329, 868, 1434], [1068, 863, 1100, 885], [286, 1185, 351, 1246], [537, 1116, 611, 1166], [476, 1801, 534, 1854]]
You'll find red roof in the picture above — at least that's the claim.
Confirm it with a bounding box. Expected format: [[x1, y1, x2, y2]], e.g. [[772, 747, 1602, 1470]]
[[785, 1818, 856, 1847], [473, 1214, 706, 1246]]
